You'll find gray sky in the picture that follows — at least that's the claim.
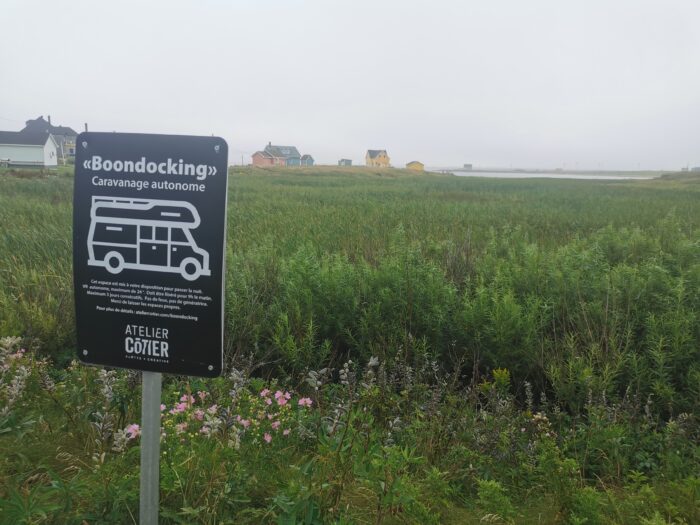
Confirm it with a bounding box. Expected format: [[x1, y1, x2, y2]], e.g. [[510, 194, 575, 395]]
[[2, 0, 699, 169]]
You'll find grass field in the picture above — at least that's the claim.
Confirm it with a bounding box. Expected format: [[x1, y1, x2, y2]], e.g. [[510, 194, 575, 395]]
[[0, 166, 699, 523]]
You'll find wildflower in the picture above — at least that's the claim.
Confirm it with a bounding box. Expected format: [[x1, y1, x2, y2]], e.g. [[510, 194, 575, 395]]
[[175, 422, 188, 434], [112, 428, 129, 452], [160, 404, 166, 412], [240, 419, 251, 429], [197, 391, 208, 402], [169, 402, 187, 415], [298, 397, 313, 407], [283, 428, 291, 436], [271, 421, 281, 430], [265, 398, 272, 405], [276, 396, 288, 407], [125, 424, 141, 439], [193, 409, 204, 421], [263, 433, 272, 443], [207, 404, 218, 415], [274, 390, 284, 399], [180, 394, 195, 405], [260, 388, 271, 398]]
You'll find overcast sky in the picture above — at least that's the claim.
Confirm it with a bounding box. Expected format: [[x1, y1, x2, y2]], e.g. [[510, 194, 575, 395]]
[[2, 0, 699, 169]]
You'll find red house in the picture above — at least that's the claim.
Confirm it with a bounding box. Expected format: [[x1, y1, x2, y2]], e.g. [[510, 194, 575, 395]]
[[251, 150, 274, 166], [251, 142, 304, 167]]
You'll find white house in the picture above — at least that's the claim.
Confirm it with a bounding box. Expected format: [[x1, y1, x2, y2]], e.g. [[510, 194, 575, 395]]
[[0, 131, 58, 167]]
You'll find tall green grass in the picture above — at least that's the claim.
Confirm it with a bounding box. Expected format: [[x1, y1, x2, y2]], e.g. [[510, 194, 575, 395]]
[[1, 168, 699, 523], [1, 168, 699, 414]]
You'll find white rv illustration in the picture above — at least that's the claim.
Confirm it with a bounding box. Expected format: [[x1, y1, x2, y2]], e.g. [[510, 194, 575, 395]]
[[87, 196, 211, 281]]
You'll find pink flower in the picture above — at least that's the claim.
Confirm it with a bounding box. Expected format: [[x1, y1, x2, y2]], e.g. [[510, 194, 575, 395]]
[[169, 402, 187, 415], [193, 409, 204, 421], [263, 433, 272, 443], [284, 392, 291, 400], [298, 397, 313, 407], [175, 422, 188, 434], [160, 404, 166, 412], [271, 421, 281, 430], [283, 428, 291, 436], [267, 414, 274, 420], [260, 388, 270, 398], [276, 397, 288, 407], [274, 390, 284, 399], [207, 404, 218, 415], [197, 391, 208, 402], [265, 398, 272, 405], [240, 419, 250, 429], [180, 394, 195, 405], [126, 424, 141, 439]]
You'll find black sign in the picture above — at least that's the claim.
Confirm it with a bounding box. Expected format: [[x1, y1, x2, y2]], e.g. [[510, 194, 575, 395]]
[[73, 132, 228, 377]]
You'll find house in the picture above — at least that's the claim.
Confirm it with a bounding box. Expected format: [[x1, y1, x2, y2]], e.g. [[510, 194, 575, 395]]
[[251, 150, 274, 166], [301, 154, 314, 166], [0, 130, 58, 167], [252, 142, 310, 167], [338, 159, 352, 167], [22, 116, 77, 163], [406, 161, 424, 171], [366, 149, 390, 167]]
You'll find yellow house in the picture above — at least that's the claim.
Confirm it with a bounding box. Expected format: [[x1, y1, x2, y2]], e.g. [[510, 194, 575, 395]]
[[366, 149, 390, 167], [406, 161, 424, 171]]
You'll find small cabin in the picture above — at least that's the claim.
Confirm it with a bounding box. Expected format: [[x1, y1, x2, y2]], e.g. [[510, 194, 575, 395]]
[[338, 159, 352, 167], [0, 131, 58, 167], [406, 161, 424, 171], [366, 149, 390, 167], [301, 154, 314, 166]]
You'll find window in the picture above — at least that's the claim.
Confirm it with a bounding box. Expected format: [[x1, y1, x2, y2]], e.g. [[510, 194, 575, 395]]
[[156, 227, 168, 241], [172, 229, 188, 242], [140, 225, 153, 240]]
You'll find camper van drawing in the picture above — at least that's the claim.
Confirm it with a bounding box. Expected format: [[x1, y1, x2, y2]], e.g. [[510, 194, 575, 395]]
[[87, 196, 211, 281]]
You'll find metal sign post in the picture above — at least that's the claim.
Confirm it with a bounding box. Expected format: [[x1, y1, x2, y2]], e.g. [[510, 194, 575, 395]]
[[140, 371, 162, 525], [72, 132, 229, 524]]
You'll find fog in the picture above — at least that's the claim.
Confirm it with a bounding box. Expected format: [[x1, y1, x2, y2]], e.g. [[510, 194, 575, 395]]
[[2, 0, 699, 169]]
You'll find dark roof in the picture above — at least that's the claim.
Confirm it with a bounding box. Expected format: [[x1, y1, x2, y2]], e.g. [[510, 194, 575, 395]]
[[301, 154, 313, 160], [0, 130, 53, 146], [22, 116, 77, 137], [264, 144, 301, 159], [367, 149, 387, 158]]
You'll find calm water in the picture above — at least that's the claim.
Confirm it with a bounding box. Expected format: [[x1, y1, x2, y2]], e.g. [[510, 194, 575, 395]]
[[440, 170, 654, 181]]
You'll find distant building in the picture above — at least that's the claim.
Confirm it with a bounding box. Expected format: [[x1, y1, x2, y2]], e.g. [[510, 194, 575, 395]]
[[463, 163, 472, 170], [338, 159, 352, 167], [22, 116, 77, 163], [0, 130, 58, 167], [301, 154, 314, 166], [366, 149, 390, 167], [251, 150, 274, 167], [406, 161, 424, 171], [252, 142, 313, 167]]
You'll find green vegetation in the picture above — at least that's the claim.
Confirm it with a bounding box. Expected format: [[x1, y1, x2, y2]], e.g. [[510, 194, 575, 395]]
[[1, 166, 699, 523]]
